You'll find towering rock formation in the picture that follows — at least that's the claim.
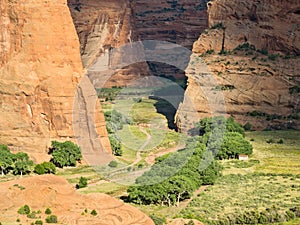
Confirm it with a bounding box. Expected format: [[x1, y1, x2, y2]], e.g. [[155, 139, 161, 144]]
[[0, 0, 110, 162], [176, 0, 300, 132]]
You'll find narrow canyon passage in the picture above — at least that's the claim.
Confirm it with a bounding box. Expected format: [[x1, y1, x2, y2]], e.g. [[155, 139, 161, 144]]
[[67, 0, 209, 131]]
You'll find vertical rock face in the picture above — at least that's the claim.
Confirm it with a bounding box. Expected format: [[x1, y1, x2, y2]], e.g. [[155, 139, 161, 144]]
[[68, 0, 210, 87], [132, 0, 209, 80], [68, 0, 152, 88], [0, 0, 105, 161], [176, 0, 300, 132]]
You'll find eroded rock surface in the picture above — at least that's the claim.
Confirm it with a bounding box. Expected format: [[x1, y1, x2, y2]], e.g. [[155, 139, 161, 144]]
[[176, 0, 300, 131], [0, 0, 111, 162], [0, 175, 154, 225]]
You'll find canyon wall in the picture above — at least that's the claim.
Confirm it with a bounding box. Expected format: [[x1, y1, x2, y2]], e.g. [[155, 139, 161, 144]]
[[0, 0, 110, 162], [176, 0, 300, 132]]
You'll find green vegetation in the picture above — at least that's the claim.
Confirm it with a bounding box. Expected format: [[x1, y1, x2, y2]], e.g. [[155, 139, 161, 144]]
[[246, 130, 300, 174], [76, 176, 88, 189], [234, 42, 256, 52], [45, 208, 52, 215], [104, 109, 132, 156], [0, 144, 14, 176], [127, 117, 249, 206], [108, 160, 118, 168], [91, 209, 97, 216], [149, 214, 166, 225], [50, 141, 82, 168], [97, 87, 122, 101], [34, 162, 56, 175], [18, 204, 31, 215], [35, 220, 43, 225], [45, 215, 58, 223], [13, 152, 34, 176], [210, 22, 225, 30], [0, 145, 33, 177], [178, 173, 300, 225]]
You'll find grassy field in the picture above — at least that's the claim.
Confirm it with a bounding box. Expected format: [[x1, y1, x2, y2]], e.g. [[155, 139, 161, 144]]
[[57, 91, 300, 225], [128, 130, 300, 225]]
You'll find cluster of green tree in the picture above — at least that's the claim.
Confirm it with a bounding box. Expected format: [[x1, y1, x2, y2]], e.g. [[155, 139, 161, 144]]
[[105, 110, 131, 156], [195, 117, 253, 159], [211, 206, 300, 225], [127, 117, 253, 206], [49, 141, 82, 168], [127, 138, 222, 206], [0, 145, 33, 177], [76, 176, 87, 189], [0, 141, 82, 178]]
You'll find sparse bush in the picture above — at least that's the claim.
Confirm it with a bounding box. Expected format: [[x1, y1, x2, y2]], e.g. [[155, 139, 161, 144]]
[[27, 212, 37, 219], [268, 54, 278, 61], [35, 220, 43, 225], [108, 161, 118, 168], [211, 22, 225, 30], [45, 208, 51, 215], [18, 204, 31, 215], [91, 209, 97, 216], [45, 215, 58, 223], [34, 164, 45, 175], [76, 177, 88, 189], [277, 139, 284, 144], [149, 214, 166, 225]]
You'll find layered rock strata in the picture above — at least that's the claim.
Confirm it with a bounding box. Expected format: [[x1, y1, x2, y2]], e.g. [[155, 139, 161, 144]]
[[176, 0, 300, 132]]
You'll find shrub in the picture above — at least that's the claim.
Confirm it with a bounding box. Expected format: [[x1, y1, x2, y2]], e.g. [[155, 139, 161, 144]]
[[76, 177, 88, 189], [277, 139, 284, 144], [18, 204, 31, 215], [27, 212, 37, 219], [35, 220, 43, 225], [34, 164, 45, 175], [41, 162, 56, 174], [91, 209, 97, 216], [108, 134, 122, 156], [268, 54, 278, 61], [108, 161, 118, 168], [149, 214, 166, 225], [186, 220, 195, 225], [45, 215, 58, 223], [211, 22, 225, 30], [45, 208, 52, 215]]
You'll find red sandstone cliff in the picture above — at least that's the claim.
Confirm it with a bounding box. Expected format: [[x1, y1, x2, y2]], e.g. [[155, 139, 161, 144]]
[[176, 0, 300, 132], [0, 0, 111, 162]]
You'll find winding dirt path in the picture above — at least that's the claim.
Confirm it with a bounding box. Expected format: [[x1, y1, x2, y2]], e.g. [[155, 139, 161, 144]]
[[144, 144, 186, 165]]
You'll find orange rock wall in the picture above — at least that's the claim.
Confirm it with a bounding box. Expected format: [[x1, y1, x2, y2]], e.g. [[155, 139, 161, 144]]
[[0, 0, 111, 161], [176, 0, 300, 132]]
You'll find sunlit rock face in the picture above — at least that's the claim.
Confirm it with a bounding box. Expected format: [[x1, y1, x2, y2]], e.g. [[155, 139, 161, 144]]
[[176, 0, 300, 132], [0, 0, 111, 161]]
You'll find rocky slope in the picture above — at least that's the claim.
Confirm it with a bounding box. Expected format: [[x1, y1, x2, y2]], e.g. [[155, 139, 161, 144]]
[[176, 0, 300, 131], [0, 175, 154, 225], [0, 0, 110, 162]]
